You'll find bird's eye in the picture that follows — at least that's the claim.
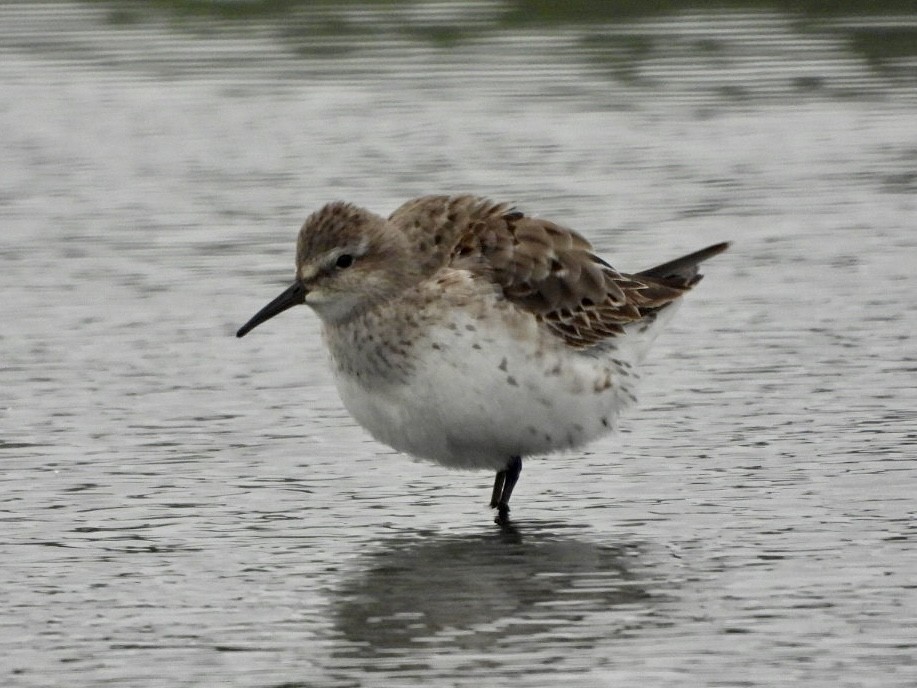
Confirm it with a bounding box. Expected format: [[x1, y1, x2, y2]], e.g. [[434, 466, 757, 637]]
[[335, 254, 354, 269]]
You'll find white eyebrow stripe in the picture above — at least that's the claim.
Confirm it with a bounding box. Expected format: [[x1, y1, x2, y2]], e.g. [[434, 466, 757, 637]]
[[325, 241, 370, 266]]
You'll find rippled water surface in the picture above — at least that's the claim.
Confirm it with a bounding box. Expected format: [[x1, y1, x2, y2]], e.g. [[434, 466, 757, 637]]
[[2, 1, 916, 686]]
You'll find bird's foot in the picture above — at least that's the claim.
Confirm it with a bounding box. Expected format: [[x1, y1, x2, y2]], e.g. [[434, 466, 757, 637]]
[[490, 456, 522, 525], [494, 502, 511, 525]]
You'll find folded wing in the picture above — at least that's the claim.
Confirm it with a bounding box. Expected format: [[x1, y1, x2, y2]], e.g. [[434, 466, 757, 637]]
[[390, 195, 727, 349]]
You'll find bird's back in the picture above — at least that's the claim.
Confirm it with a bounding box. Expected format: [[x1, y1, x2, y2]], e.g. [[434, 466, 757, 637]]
[[388, 195, 726, 351]]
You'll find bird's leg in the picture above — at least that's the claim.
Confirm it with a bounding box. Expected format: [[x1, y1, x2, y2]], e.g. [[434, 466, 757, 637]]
[[490, 469, 507, 509], [494, 456, 522, 524]]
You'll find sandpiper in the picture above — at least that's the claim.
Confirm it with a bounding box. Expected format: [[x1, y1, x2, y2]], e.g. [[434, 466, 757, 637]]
[[237, 195, 728, 523]]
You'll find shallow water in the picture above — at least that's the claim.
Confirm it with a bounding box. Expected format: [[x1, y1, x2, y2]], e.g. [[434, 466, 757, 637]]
[[2, 1, 916, 686]]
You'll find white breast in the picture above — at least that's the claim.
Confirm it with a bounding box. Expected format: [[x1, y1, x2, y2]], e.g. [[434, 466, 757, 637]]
[[325, 298, 678, 472]]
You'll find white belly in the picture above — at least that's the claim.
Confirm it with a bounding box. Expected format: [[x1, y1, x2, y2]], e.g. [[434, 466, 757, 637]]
[[325, 302, 676, 471]]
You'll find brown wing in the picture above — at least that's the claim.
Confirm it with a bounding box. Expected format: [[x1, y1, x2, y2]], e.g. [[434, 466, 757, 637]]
[[445, 203, 694, 349], [389, 195, 722, 349]]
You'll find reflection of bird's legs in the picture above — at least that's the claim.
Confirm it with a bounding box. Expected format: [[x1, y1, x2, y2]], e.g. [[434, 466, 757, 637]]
[[491, 456, 522, 524]]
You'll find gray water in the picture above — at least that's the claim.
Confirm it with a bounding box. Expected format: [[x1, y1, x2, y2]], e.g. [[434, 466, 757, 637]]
[[2, 2, 916, 686]]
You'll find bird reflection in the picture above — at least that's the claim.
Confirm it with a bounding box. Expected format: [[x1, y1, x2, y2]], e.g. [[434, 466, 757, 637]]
[[333, 521, 654, 656]]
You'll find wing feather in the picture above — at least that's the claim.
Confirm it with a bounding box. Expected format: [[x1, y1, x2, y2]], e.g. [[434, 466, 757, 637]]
[[388, 195, 722, 350]]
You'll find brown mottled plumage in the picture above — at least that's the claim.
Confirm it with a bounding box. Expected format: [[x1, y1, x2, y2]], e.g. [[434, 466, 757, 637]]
[[388, 195, 723, 349], [237, 194, 729, 523]]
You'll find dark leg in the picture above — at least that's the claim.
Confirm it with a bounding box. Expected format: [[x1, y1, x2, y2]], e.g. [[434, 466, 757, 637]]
[[493, 456, 522, 524], [490, 469, 507, 509]]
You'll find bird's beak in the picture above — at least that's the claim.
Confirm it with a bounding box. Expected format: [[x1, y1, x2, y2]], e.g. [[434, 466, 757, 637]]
[[236, 282, 306, 338]]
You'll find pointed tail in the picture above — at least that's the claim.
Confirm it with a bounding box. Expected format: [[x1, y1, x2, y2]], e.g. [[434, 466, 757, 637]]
[[637, 241, 730, 287]]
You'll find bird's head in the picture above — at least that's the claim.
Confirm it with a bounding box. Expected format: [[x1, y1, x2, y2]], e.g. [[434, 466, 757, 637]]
[[236, 201, 418, 337]]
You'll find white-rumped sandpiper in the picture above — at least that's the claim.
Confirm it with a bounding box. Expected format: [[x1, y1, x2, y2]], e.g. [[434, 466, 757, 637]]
[[237, 195, 728, 523]]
